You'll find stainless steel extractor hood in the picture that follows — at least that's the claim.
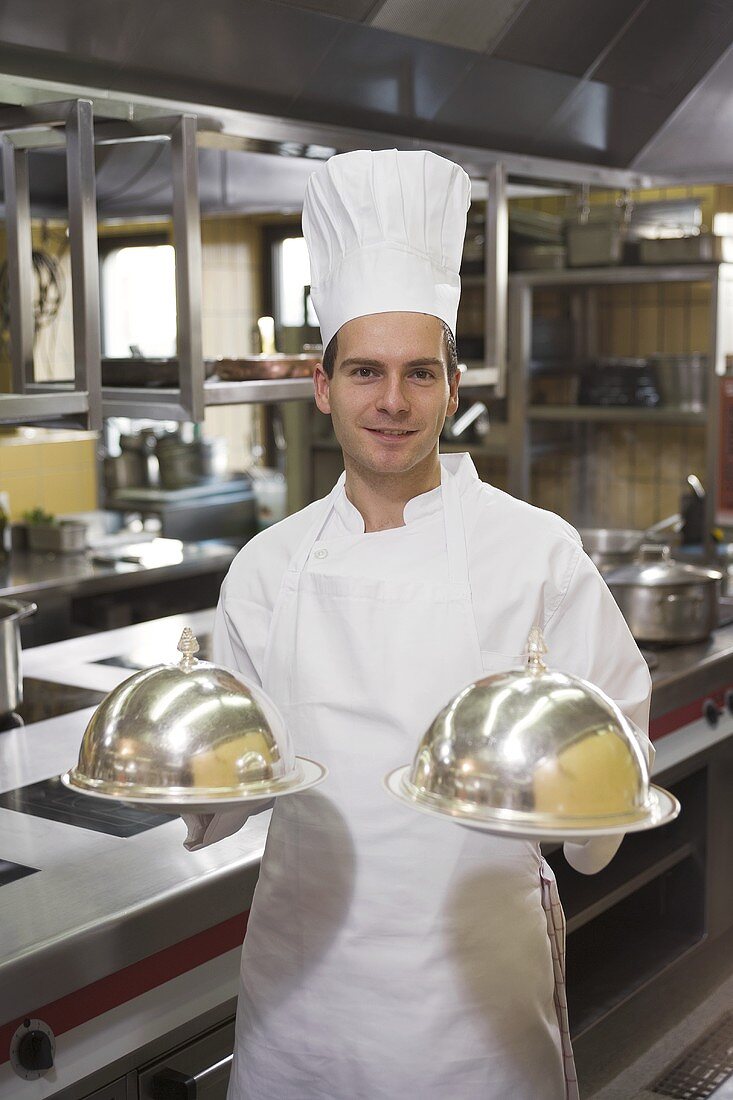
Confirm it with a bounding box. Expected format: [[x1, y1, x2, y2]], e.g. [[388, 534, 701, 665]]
[[0, 0, 730, 186]]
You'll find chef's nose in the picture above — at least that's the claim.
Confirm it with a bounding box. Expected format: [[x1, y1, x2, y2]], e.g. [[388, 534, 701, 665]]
[[376, 374, 410, 415]]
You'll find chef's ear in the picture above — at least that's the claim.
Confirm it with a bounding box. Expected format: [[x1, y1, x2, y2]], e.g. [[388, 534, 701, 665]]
[[447, 367, 460, 416], [313, 362, 331, 414]]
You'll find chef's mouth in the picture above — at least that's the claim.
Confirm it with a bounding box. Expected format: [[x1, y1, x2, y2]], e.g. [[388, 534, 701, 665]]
[[364, 427, 418, 436]]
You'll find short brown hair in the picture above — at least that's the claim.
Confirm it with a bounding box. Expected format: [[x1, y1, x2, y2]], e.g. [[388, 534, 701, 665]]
[[322, 320, 458, 381]]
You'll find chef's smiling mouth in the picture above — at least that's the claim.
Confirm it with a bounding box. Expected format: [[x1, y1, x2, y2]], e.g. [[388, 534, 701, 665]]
[[364, 427, 418, 435]]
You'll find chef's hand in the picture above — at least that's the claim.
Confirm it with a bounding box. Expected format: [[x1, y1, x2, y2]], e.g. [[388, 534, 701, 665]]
[[182, 801, 274, 851], [563, 835, 624, 874]]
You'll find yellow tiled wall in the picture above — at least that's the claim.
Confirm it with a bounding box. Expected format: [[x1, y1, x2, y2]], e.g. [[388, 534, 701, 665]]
[[199, 215, 262, 470], [0, 430, 98, 520]]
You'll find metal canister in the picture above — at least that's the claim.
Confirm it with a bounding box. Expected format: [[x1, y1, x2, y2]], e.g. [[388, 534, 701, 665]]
[[0, 599, 37, 716]]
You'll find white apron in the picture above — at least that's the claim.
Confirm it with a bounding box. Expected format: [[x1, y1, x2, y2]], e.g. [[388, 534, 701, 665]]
[[227, 467, 578, 1100]]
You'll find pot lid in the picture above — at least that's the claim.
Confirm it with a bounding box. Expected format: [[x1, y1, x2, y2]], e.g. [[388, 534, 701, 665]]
[[386, 627, 679, 840], [63, 627, 326, 807], [604, 544, 722, 587]]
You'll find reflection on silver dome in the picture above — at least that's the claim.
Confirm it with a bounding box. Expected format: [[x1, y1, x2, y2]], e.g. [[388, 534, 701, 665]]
[[65, 627, 299, 803], [391, 628, 679, 836]]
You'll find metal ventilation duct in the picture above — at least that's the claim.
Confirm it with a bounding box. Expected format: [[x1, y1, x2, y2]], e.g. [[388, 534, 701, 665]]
[[0, 0, 730, 178]]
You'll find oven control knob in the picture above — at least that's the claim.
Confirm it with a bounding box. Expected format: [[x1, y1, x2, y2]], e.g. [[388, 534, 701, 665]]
[[10, 1019, 55, 1079], [704, 699, 720, 727]]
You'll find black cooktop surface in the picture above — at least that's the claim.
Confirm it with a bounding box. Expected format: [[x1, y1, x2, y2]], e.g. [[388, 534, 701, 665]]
[[94, 633, 213, 671], [0, 858, 39, 887], [22, 679, 106, 724], [0, 776, 176, 837]]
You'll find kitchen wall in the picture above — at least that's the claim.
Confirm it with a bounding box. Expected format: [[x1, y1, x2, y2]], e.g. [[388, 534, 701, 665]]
[[0, 427, 98, 520], [198, 215, 261, 470]]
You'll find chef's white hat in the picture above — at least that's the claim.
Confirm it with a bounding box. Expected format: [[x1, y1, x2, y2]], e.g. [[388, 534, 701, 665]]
[[302, 149, 471, 349]]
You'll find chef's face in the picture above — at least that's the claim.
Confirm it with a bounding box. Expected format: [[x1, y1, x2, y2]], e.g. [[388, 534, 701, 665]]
[[313, 312, 460, 478]]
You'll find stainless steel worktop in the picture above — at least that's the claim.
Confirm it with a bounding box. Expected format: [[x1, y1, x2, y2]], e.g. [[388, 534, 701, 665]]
[[0, 541, 237, 601], [0, 610, 266, 1028], [5, 608, 733, 1034], [649, 620, 733, 719]]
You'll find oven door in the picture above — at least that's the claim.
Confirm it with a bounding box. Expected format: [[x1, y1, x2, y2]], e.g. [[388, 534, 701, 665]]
[[138, 1019, 235, 1100]]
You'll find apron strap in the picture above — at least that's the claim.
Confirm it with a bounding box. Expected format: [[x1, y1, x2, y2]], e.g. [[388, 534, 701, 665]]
[[288, 478, 344, 576], [441, 465, 471, 590]]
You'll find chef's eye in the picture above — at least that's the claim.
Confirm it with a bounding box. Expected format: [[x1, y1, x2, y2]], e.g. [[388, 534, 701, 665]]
[[412, 369, 434, 380], [353, 367, 376, 378]]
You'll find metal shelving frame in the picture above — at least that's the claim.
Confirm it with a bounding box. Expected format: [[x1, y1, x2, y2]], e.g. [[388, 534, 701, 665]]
[[0, 99, 102, 429], [0, 103, 505, 425], [0, 101, 209, 427], [507, 263, 733, 546]]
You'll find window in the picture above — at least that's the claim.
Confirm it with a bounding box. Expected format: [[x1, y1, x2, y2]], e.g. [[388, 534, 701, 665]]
[[275, 236, 318, 328], [101, 243, 176, 358]]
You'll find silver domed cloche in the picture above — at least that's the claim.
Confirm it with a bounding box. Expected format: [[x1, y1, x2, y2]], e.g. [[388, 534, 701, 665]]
[[386, 628, 679, 841], [63, 628, 326, 810]]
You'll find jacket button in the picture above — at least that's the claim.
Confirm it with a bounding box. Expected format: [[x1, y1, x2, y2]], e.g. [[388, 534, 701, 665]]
[[314, 548, 328, 560]]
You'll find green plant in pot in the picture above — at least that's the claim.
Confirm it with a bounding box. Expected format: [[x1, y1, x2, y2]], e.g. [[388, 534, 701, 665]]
[[22, 508, 87, 554]]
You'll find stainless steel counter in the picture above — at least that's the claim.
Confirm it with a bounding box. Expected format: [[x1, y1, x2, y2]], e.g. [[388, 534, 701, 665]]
[[649, 621, 733, 713], [1, 611, 267, 1032], [0, 541, 237, 601], [3, 607, 733, 1094], [8, 607, 731, 1024]]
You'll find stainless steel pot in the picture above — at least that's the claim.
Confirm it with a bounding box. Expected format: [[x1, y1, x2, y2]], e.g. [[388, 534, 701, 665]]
[[0, 598, 37, 715], [103, 452, 148, 492], [605, 545, 721, 645], [580, 515, 681, 572], [156, 437, 228, 490], [579, 528, 646, 571]]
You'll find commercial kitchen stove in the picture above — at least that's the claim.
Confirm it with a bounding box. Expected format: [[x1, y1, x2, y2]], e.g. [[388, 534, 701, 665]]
[[0, 676, 177, 837], [0, 858, 38, 887], [0, 677, 107, 731], [0, 775, 175, 838], [0, 610, 266, 1098]]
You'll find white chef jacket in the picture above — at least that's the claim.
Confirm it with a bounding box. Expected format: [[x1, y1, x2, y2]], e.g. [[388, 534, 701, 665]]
[[206, 453, 653, 872]]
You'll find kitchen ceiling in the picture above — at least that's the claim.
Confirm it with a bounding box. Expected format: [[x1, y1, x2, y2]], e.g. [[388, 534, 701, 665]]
[[0, 0, 730, 209]]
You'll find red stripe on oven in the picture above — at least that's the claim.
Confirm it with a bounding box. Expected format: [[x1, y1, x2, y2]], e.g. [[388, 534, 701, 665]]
[[0, 909, 249, 1064], [650, 688, 728, 741]]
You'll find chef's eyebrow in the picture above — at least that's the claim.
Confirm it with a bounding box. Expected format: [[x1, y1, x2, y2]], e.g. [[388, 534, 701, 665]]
[[338, 357, 444, 370]]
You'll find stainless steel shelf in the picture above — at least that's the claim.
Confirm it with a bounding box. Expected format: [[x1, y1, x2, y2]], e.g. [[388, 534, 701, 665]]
[[441, 442, 508, 457], [565, 843, 695, 935], [528, 405, 707, 424], [101, 377, 316, 418], [204, 377, 315, 405], [510, 263, 725, 287], [459, 366, 500, 390], [97, 368, 501, 420], [0, 391, 90, 424]]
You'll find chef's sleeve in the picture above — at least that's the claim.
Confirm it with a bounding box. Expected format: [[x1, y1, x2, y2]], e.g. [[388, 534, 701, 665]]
[[182, 581, 272, 850], [543, 545, 654, 875]]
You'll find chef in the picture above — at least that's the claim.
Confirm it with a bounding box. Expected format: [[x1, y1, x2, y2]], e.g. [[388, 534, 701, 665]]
[[184, 149, 653, 1100]]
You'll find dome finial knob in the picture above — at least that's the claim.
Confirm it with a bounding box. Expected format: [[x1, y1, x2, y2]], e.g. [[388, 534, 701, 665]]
[[177, 627, 200, 670]]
